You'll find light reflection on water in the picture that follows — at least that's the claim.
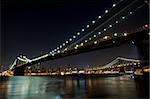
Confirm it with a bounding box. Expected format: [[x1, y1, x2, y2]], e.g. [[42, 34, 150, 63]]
[[0, 76, 149, 99]]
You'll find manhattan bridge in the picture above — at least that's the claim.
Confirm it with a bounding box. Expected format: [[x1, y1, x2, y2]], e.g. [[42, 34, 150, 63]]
[[2, 0, 149, 76]]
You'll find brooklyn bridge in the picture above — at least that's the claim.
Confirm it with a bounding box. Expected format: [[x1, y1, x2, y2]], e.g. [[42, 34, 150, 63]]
[[1, 0, 149, 76]]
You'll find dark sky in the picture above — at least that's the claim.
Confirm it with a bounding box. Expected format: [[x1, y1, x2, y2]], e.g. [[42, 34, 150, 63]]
[[1, 0, 149, 68]]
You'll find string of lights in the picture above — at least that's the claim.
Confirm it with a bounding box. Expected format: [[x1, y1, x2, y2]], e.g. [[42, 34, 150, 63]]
[[74, 3, 146, 49], [32, 0, 146, 60], [50, 0, 124, 54], [55, 1, 146, 53]]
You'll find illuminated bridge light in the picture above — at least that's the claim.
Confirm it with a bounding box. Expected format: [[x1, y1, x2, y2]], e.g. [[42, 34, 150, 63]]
[[82, 29, 85, 32], [104, 28, 106, 31], [76, 44, 79, 47], [57, 50, 60, 53], [113, 4, 116, 7], [109, 25, 112, 28], [103, 36, 109, 40], [57, 47, 59, 50], [114, 33, 117, 36], [63, 43, 65, 46], [23, 56, 26, 58], [130, 12, 132, 14], [74, 47, 78, 49], [94, 41, 97, 44], [20, 55, 23, 58], [87, 25, 90, 28], [115, 21, 118, 24], [54, 49, 57, 51], [80, 43, 84, 46], [49, 52, 52, 54], [105, 10, 108, 13], [85, 40, 88, 43], [133, 63, 137, 65], [98, 16, 101, 19], [60, 45, 62, 48], [73, 35, 76, 38], [66, 41, 68, 43], [89, 37, 92, 40], [132, 41, 135, 44], [98, 32, 101, 35], [129, 63, 133, 65], [92, 21, 95, 24], [93, 35, 96, 38], [69, 38, 72, 41], [123, 33, 128, 36], [145, 24, 148, 28], [122, 16, 125, 19], [64, 48, 68, 51], [77, 32, 80, 35]]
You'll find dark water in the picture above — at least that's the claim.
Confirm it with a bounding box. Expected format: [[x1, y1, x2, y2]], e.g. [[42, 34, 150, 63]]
[[0, 76, 149, 99]]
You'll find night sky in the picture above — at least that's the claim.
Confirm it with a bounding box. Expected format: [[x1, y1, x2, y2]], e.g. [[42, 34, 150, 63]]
[[1, 0, 149, 68]]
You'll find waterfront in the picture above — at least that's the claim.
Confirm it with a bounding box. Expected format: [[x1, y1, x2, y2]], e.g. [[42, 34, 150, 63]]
[[0, 76, 149, 99]]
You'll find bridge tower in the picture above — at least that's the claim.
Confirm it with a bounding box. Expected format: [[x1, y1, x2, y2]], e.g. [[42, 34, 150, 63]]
[[133, 30, 149, 66], [14, 66, 25, 76], [10, 55, 31, 76]]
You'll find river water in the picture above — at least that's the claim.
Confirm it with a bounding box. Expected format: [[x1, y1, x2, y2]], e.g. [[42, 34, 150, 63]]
[[0, 76, 149, 99]]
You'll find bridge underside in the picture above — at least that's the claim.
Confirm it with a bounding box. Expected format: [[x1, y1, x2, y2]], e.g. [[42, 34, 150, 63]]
[[13, 66, 25, 76], [28, 30, 149, 65]]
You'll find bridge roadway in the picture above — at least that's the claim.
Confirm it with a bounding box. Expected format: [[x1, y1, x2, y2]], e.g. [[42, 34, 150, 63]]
[[13, 29, 149, 75]]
